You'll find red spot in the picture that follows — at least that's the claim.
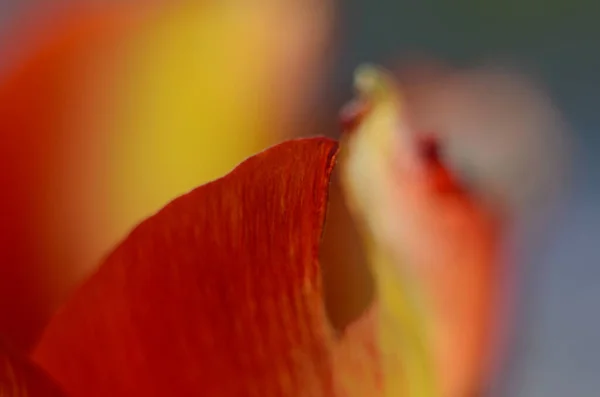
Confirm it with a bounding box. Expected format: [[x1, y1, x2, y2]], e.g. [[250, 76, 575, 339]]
[[418, 134, 441, 165], [417, 133, 462, 193]]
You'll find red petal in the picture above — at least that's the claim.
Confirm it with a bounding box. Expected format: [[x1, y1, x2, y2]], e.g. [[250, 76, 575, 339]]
[[32, 138, 365, 396], [0, 3, 142, 352], [0, 342, 65, 396]]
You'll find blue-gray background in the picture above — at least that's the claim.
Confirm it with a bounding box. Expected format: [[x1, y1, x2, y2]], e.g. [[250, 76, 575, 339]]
[[1, 1, 598, 395]]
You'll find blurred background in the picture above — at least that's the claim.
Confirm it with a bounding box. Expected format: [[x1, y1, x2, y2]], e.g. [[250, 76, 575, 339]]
[[0, 1, 598, 396]]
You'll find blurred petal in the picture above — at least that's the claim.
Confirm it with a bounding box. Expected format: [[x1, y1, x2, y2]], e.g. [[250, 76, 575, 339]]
[[0, 1, 332, 350], [396, 60, 569, 216], [0, 1, 140, 352], [393, 60, 570, 396], [0, 342, 65, 396], [33, 138, 380, 396], [339, 65, 503, 397]]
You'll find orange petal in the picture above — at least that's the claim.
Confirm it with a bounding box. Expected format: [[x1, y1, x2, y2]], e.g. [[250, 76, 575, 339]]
[[0, 342, 65, 396], [0, 3, 143, 352], [32, 138, 382, 396]]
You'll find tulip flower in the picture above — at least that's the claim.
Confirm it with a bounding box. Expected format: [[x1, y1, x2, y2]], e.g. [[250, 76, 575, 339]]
[[1, 61, 567, 396], [0, 1, 567, 391], [0, 1, 332, 351]]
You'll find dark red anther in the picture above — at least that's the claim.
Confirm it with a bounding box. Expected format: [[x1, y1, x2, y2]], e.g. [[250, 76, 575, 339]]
[[418, 134, 441, 164], [418, 133, 462, 192]]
